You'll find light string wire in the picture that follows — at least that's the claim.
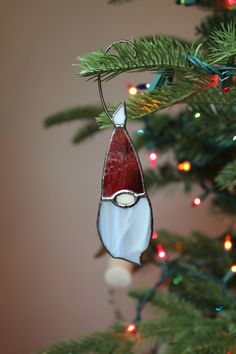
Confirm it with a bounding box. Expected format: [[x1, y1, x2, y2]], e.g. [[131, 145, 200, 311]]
[[188, 55, 236, 78], [195, 181, 236, 209], [133, 261, 173, 323], [129, 243, 236, 328]]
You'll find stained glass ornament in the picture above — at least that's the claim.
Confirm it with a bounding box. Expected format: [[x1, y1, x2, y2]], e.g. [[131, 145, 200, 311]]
[[97, 103, 153, 265]]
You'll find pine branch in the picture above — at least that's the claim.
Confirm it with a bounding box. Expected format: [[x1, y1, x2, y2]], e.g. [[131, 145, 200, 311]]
[[155, 229, 185, 249], [126, 76, 208, 120], [44, 106, 102, 128], [188, 86, 236, 107], [72, 121, 99, 144], [75, 37, 201, 81], [129, 290, 202, 317], [95, 83, 236, 128], [140, 317, 232, 354], [157, 230, 231, 277], [212, 191, 236, 216], [196, 13, 236, 41], [76, 25, 236, 82], [182, 231, 224, 261], [73, 27, 236, 127], [96, 76, 208, 127], [208, 22, 236, 64], [144, 164, 182, 191], [38, 332, 134, 354], [188, 102, 236, 125], [172, 269, 236, 305], [215, 160, 236, 190], [129, 291, 236, 354]]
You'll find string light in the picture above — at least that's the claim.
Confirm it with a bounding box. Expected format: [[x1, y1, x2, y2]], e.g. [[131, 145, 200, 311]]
[[219, 71, 233, 91], [174, 241, 184, 252], [192, 197, 201, 207], [149, 152, 158, 168], [212, 74, 219, 87], [125, 323, 137, 334], [152, 232, 158, 240], [194, 112, 201, 119], [231, 264, 236, 273], [127, 82, 149, 96], [223, 265, 236, 283], [176, 0, 198, 5], [136, 129, 145, 136], [224, 235, 232, 251], [178, 161, 191, 172], [233, 136, 236, 141], [222, 87, 230, 93], [128, 86, 138, 96], [173, 275, 183, 285], [192, 190, 210, 208], [215, 306, 224, 312], [223, 0, 236, 9], [157, 244, 167, 260], [136, 83, 148, 90]]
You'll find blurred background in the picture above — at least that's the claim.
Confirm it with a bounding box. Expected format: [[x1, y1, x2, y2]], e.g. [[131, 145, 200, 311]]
[[0, 1, 230, 354]]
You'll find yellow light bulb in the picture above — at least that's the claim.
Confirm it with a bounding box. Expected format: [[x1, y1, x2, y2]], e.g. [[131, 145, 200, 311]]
[[129, 86, 138, 95], [231, 265, 236, 273], [224, 235, 232, 251], [178, 161, 191, 172], [224, 240, 232, 251]]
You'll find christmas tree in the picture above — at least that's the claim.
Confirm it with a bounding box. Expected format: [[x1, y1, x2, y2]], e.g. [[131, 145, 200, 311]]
[[41, 1, 236, 353]]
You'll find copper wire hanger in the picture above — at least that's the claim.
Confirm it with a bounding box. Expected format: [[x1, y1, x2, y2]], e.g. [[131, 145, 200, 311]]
[[97, 40, 137, 123]]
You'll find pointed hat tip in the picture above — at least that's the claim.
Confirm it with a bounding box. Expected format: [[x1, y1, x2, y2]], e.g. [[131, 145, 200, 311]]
[[113, 101, 126, 113], [113, 102, 127, 126]]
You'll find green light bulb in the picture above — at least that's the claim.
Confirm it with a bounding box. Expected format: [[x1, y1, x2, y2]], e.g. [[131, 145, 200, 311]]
[[136, 129, 145, 136], [173, 275, 183, 285]]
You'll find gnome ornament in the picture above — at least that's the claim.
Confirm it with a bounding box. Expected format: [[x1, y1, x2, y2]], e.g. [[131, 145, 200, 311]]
[[97, 102, 153, 265]]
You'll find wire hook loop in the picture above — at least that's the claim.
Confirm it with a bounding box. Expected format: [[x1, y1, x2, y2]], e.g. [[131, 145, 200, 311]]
[[97, 40, 137, 122]]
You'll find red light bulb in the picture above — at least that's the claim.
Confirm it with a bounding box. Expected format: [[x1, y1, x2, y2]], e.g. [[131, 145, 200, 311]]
[[149, 152, 158, 168], [212, 75, 219, 87], [157, 244, 167, 260], [223, 87, 230, 93], [125, 323, 137, 334], [219, 0, 236, 10], [192, 197, 201, 207], [152, 232, 158, 240]]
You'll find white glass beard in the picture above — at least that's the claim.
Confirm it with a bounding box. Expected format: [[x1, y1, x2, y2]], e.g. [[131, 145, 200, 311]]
[[98, 197, 152, 264]]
